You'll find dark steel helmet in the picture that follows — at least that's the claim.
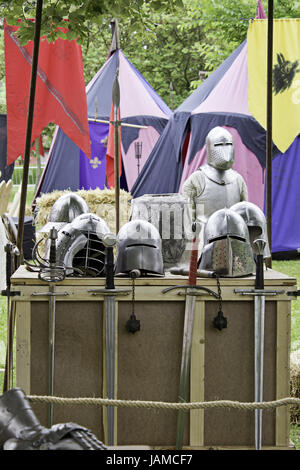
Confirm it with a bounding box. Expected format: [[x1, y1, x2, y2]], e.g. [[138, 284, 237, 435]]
[[40, 193, 90, 233], [115, 219, 164, 275]]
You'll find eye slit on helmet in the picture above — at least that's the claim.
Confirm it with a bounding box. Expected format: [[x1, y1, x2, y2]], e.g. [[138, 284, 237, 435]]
[[214, 142, 233, 146], [127, 243, 158, 249], [209, 235, 245, 242]]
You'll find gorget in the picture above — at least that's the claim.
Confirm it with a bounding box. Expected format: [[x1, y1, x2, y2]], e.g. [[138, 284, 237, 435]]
[[200, 164, 236, 185]]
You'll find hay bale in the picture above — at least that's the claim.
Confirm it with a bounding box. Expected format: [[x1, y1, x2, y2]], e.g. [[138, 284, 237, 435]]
[[290, 349, 300, 424], [34, 188, 132, 233]]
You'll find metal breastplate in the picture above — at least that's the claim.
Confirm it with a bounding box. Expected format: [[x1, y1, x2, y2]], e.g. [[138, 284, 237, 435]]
[[194, 168, 242, 223]]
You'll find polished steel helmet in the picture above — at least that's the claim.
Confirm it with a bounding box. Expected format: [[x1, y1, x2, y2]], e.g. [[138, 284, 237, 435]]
[[206, 126, 234, 170], [203, 207, 250, 246], [54, 213, 110, 276], [115, 219, 164, 275], [230, 201, 271, 258], [40, 193, 90, 233], [199, 208, 255, 277]]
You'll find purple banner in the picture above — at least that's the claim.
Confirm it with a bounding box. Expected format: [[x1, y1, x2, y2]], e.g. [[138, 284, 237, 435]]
[[79, 121, 108, 190]]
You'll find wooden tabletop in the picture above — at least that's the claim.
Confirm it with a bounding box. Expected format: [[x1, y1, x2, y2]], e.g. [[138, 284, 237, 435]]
[[11, 264, 297, 287]]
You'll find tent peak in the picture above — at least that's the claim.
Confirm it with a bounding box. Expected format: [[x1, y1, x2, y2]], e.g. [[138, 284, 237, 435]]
[[107, 18, 120, 59]]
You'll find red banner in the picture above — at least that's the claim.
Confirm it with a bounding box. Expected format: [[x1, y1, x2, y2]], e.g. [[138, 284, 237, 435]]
[[105, 105, 122, 188], [4, 21, 91, 165]]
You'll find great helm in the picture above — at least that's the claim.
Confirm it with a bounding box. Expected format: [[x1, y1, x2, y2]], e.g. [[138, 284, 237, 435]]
[[230, 201, 271, 258], [198, 208, 255, 277], [206, 126, 234, 170], [40, 193, 90, 233], [115, 219, 164, 275]]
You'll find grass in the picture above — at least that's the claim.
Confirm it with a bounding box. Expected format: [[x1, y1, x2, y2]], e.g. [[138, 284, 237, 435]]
[[291, 424, 300, 450], [9, 185, 36, 206], [0, 244, 299, 448], [273, 260, 300, 353]]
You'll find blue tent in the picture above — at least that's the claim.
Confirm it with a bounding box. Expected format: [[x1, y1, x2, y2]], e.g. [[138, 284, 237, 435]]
[[35, 47, 172, 199]]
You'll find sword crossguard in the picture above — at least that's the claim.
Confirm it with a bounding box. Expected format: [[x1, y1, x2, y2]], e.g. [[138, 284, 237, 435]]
[[162, 285, 220, 298], [31, 292, 69, 297], [234, 288, 285, 296], [88, 288, 131, 297]]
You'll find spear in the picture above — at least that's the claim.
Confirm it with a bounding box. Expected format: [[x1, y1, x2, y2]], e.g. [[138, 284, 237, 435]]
[[112, 69, 121, 234]]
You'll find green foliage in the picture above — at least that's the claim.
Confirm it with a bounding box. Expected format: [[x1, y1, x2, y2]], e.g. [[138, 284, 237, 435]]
[[0, 0, 183, 44], [114, 5, 208, 110], [290, 424, 300, 450]]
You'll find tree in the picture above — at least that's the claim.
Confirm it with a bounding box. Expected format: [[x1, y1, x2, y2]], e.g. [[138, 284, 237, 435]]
[[1, 0, 299, 126], [0, 0, 183, 44]]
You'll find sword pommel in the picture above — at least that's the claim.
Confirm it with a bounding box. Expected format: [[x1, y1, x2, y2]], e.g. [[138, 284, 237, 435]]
[[253, 238, 266, 256]]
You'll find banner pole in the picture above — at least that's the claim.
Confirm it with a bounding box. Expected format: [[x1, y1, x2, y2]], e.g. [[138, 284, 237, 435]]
[[16, 0, 43, 263], [266, 0, 273, 267]]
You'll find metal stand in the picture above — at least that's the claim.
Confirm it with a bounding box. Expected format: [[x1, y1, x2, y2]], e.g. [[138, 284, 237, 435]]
[[134, 141, 142, 176]]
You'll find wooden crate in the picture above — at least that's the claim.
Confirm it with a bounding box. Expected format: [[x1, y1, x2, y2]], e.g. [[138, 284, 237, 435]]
[[11, 266, 297, 449]]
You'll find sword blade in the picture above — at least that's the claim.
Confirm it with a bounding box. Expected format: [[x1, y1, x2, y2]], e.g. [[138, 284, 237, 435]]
[[176, 237, 198, 450], [254, 294, 265, 450], [105, 295, 116, 446], [176, 293, 197, 449], [48, 283, 56, 427]]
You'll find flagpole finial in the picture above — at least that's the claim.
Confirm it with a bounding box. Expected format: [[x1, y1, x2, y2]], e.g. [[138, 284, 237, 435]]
[[112, 70, 120, 112]]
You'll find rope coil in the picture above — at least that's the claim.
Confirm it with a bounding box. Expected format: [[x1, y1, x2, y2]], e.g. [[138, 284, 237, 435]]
[[28, 395, 300, 411]]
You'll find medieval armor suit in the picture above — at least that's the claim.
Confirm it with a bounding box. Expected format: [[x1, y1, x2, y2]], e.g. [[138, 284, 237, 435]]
[[181, 126, 248, 252]]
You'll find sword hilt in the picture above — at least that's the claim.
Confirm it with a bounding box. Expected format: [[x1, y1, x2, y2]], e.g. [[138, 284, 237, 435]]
[[103, 233, 116, 290], [49, 227, 58, 266], [188, 227, 199, 285], [1, 243, 20, 296], [38, 228, 65, 283], [254, 238, 266, 290]]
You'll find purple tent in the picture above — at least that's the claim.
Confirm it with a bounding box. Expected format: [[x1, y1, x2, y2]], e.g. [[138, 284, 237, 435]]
[[131, 40, 272, 207], [131, 6, 300, 254], [35, 48, 172, 198]]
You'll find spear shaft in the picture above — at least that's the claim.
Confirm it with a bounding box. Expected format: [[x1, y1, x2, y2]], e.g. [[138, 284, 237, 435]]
[[112, 71, 120, 234]]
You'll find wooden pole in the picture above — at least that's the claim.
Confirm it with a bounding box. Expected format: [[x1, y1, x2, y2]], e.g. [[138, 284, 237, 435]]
[[16, 0, 43, 263], [34, 137, 42, 194], [112, 70, 120, 234], [266, 0, 273, 268]]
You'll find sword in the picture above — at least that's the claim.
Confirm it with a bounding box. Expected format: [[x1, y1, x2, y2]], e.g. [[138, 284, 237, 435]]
[[253, 238, 266, 450], [234, 240, 286, 449], [35, 228, 66, 427], [103, 234, 117, 446], [2, 242, 20, 393], [88, 233, 131, 446], [176, 227, 199, 450]]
